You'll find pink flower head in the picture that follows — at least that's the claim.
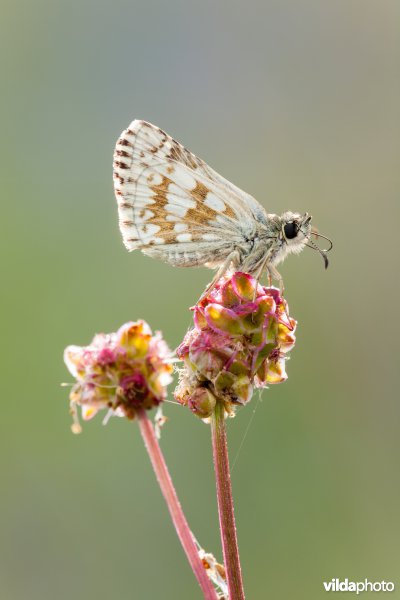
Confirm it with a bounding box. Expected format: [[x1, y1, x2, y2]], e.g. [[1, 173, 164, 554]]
[[175, 273, 297, 418], [64, 320, 173, 432]]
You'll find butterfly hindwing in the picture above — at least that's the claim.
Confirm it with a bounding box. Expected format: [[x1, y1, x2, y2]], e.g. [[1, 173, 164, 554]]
[[113, 120, 266, 267]]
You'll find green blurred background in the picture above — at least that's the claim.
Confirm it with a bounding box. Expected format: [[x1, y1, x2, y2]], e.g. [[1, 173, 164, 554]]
[[1, 1, 399, 598]]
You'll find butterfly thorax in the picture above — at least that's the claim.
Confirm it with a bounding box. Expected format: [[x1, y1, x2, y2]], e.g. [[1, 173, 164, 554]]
[[237, 211, 311, 274], [237, 214, 282, 274]]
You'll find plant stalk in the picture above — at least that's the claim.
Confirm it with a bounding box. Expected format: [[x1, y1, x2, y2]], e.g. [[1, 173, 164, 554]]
[[211, 401, 246, 600], [136, 408, 218, 600]]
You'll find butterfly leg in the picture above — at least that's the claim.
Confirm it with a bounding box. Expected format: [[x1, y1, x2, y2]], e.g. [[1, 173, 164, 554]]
[[252, 254, 272, 300], [199, 250, 241, 301], [267, 265, 284, 294], [268, 265, 291, 323]]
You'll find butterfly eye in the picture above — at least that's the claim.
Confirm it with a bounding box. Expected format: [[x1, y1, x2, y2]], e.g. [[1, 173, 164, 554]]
[[284, 222, 298, 240]]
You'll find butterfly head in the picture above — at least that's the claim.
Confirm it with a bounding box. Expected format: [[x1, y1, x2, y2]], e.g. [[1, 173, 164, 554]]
[[280, 212, 312, 254], [279, 211, 332, 269]]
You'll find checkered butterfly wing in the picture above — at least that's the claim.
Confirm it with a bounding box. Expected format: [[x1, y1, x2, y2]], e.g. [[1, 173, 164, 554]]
[[113, 120, 268, 267]]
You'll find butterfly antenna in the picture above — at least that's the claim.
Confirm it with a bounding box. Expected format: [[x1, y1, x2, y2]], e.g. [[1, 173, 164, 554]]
[[301, 226, 332, 270], [305, 239, 329, 269], [311, 231, 333, 252]]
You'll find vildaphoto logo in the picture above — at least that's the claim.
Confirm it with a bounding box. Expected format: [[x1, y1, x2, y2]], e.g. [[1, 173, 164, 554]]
[[323, 579, 395, 594]]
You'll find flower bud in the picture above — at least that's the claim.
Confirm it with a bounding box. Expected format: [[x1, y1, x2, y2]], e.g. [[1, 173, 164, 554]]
[[175, 273, 297, 418], [187, 387, 217, 419], [64, 320, 173, 432]]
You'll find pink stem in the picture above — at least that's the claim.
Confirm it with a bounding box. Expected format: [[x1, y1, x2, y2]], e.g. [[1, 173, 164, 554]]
[[136, 408, 218, 600], [211, 402, 246, 600]]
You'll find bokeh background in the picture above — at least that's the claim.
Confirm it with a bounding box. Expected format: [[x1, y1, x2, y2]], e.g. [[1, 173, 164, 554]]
[[1, 1, 399, 598]]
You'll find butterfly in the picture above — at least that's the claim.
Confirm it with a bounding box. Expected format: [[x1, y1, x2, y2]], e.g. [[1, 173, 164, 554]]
[[113, 120, 331, 296]]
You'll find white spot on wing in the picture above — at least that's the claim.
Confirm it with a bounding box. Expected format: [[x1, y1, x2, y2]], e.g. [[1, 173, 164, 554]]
[[147, 172, 163, 186], [204, 193, 226, 212], [133, 209, 154, 223], [166, 192, 196, 209], [172, 171, 196, 190], [176, 233, 192, 242], [168, 183, 194, 200], [138, 223, 161, 238], [166, 203, 188, 218], [174, 223, 188, 232]]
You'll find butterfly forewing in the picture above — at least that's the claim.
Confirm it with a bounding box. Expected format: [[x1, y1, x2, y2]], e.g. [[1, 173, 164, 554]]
[[113, 120, 267, 267]]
